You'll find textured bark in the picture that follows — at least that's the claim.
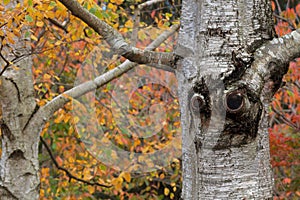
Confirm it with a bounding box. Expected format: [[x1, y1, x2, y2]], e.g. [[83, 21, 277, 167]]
[[175, 0, 277, 199], [0, 46, 39, 199]]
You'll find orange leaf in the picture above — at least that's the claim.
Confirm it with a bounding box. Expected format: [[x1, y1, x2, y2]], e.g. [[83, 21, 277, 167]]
[[282, 178, 291, 184], [271, 1, 275, 11], [122, 172, 131, 182], [56, 156, 63, 166]]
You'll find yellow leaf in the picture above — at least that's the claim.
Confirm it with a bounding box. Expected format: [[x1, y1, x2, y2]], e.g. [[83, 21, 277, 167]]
[[111, 177, 123, 191], [43, 73, 51, 80], [164, 187, 170, 196], [173, 186, 177, 192], [55, 40, 62, 46], [6, 31, 15, 44], [3, 0, 10, 5], [122, 172, 131, 182], [87, 185, 95, 194], [125, 20, 133, 28], [73, 116, 80, 124], [36, 21, 44, 27], [170, 192, 175, 199], [115, 0, 124, 5], [31, 35, 38, 41], [12, 29, 21, 37]]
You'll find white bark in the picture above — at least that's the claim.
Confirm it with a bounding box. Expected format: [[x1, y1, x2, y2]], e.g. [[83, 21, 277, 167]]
[[176, 0, 277, 199], [0, 41, 39, 200]]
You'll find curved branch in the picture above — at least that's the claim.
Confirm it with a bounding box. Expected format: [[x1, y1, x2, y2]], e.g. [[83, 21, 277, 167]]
[[240, 29, 300, 99], [27, 24, 179, 134], [58, 0, 176, 67], [40, 136, 112, 188]]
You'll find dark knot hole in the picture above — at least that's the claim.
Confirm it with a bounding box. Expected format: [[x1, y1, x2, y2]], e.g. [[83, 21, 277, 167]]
[[226, 91, 244, 112]]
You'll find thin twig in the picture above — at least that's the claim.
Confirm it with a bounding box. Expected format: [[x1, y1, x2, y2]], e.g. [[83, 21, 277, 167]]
[[40, 136, 112, 188], [273, 13, 296, 30], [274, 0, 282, 13], [271, 105, 299, 131]]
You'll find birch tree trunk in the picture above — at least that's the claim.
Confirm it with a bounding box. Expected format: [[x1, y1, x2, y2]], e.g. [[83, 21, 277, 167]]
[[175, 0, 283, 199], [0, 1, 40, 199], [0, 36, 39, 200]]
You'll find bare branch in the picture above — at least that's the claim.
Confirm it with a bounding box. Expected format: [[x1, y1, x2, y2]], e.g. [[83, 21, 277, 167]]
[[58, 0, 176, 67], [271, 105, 300, 131], [46, 17, 69, 33], [138, 0, 165, 10], [40, 136, 112, 188], [132, 0, 166, 46], [26, 24, 179, 134]]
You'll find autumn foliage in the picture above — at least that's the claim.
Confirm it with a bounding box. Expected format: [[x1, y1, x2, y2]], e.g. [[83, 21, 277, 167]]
[[270, 1, 300, 199], [0, 0, 299, 199]]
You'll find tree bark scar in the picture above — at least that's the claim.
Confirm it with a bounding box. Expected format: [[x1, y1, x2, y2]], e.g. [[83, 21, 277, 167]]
[[267, 60, 289, 95], [191, 78, 211, 132], [213, 85, 263, 150], [223, 51, 253, 84], [0, 119, 15, 141], [204, 28, 231, 38], [194, 138, 202, 154]]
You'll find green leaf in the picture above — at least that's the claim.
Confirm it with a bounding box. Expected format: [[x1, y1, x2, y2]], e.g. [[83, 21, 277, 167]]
[[102, 12, 109, 19], [3, 0, 10, 5], [27, 0, 32, 6], [89, 6, 97, 15], [49, 1, 56, 7], [25, 15, 33, 22], [24, 31, 30, 39]]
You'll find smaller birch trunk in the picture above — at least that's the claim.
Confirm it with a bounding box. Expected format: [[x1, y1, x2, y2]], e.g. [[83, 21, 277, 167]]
[[0, 1, 40, 197], [0, 56, 40, 199]]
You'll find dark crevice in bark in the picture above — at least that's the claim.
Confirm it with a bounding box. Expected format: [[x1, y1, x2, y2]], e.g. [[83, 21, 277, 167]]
[[0, 120, 15, 141], [22, 104, 40, 131], [5, 78, 21, 103], [267, 60, 289, 96], [0, 187, 18, 200], [8, 150, 25, 160], [223, 51, 254, 85]]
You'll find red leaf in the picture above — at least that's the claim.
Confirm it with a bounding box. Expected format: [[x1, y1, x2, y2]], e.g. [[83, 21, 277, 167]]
[[151, 10, 156, 19]]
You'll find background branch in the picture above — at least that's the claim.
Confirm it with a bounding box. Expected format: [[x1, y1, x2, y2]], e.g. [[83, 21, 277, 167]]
[[27, 24, 179, 134], [40, 136, 112, 188], [58, 0, 175, 67]]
